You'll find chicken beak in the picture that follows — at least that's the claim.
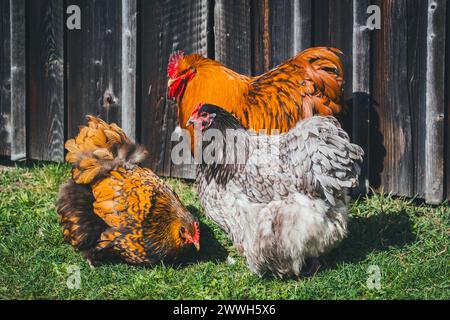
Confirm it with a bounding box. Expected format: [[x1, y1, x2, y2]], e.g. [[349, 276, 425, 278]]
[[186, 117, 194, 127], [167, 78, 175, 87], [194, 241, 200, 252]]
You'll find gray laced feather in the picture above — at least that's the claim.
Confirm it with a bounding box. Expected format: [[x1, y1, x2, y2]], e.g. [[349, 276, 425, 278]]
[[283, 116, 364, 205], [196, 115, 363, 278]]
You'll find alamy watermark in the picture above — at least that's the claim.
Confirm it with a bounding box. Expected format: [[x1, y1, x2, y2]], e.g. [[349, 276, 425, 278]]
[[363, 5, 381, 30], [366, 265, 381, 290], [66, 265, 81, 290], [66, 5, 81, 30], [170, 127, 281, 170]]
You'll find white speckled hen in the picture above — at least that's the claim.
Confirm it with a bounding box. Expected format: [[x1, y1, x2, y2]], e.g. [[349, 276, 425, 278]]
[[187, 103, 364, 278]]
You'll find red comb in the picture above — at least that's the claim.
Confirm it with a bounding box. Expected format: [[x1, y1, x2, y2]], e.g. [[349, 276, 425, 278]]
[[168, 50, 185, 79]]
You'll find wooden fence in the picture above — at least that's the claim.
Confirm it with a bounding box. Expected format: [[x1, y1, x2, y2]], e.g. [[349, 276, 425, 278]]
[[0, 0, 449, 204]]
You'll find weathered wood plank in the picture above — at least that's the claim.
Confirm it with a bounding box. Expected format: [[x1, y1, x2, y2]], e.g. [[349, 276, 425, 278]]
[[371, 0, 414, 196], [329, 0, 353, 101], [120, 0, 137, 140], [140, 0, 208, 178], [252, 0, 312, 72], [408, 0, 428, 199], [66, 0, 123, 141], [9, 0, 26, 161], [312, 0, 353, 130], [424, 0, 446, 204], [0, 0, 11, 157], [252, 0, 270, 74], [447, 0, 450, 201], [312, 0, 330, 46], [28, 0, 64, 161], [267, 0, 294, 67], [268, 0, 313, 67], [326, 0, 354, 143], [352, 0, 371, 194], [214, 0, 252, 74], [292, 0, 312, 53]]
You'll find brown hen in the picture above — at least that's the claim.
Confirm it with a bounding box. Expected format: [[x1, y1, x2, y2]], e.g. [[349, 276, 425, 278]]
[[57, 116, 199, 266]]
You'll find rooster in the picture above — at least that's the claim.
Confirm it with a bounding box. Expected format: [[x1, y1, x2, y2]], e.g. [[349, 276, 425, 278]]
[[187, 103, 363, 278], [57, 116, 200, 267], [168, 47, 344, 136]]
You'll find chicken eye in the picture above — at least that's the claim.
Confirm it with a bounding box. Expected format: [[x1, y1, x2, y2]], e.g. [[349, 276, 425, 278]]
[[179, 226, 188, 241], [200, 112, 207, 117]]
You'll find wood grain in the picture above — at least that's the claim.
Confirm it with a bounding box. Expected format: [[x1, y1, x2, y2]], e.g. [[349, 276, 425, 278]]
[[140, 0, 209, 179], [371, 0, 413, 196], [447, 0, 450, 201], [251, 0, 270, 74], [28, 0, 64, 161], [352, 0, 371, 194], [120, 0, 137, 140], [424, 0, 446, 204], [66, 0, 123, 141], [408, 0, 428, 199], [0, 0, 11, 157], [252, 0, 313, 71], [267, 0, 294, 67], [328, 0, 353, 102], [292, 0, 312, 53], [268, 0, 313, 67], [9, 0, 26, 161], [312, 0, 330, 46], [214, 0, 252, 75]]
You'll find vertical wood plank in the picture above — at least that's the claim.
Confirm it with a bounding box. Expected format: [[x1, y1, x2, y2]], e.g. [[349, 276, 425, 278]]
[[28, 0, 64, 161], [120, 0, 137, 140], [327, 0, 353, 138], [9, 0, 26, 161], [67, 0, 123, 141], [292, 0, 312, 53], [252, 0, 270, 74], [371, 0, 413, 197], [352, 0, 371, 194], [447, 0, 450, 201], [329, 0, 353, 101], [311, 0, 355, 144], [312, 0, 330, 46], [140, 0, 209, 178], [253, 0, 313, 72], [408, 0, 428, 199], [214, 0, 252, 74], [0, 0, 11, 157], [267, 0, 294, 67], [268, 0, 313, 67], [424, 0, 446, 204]]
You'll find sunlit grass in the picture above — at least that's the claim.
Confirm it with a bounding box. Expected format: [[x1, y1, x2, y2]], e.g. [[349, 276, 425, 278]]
[[0, 163, 448, 299]]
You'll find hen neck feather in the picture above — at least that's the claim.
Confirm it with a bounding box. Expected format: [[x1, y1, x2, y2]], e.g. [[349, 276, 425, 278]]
[[199, 115, 255, 186], [141, 189, 186, 259]]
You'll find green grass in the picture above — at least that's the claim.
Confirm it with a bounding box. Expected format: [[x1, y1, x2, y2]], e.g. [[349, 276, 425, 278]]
[[0, 163, 448, 300]]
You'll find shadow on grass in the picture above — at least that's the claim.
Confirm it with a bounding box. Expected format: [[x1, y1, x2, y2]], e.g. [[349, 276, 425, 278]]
[[321, 211, 417, 270], [173, 205, 228, 267]]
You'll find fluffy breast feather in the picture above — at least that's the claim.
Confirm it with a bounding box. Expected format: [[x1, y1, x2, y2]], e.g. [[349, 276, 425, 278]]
[[196, 115, 362, 277]]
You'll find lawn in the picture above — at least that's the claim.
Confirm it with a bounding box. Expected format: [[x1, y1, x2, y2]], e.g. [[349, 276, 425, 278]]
[[0, 163, 448, 300]]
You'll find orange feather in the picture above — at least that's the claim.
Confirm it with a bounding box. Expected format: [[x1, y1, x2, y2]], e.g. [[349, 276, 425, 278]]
[[169, 47, 344, 137]]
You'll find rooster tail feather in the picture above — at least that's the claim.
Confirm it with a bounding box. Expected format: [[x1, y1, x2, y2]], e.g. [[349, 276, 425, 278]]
[[66, 115, 149, 184], [295, 47, 344, 115], [296, 47, 343, 77]]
